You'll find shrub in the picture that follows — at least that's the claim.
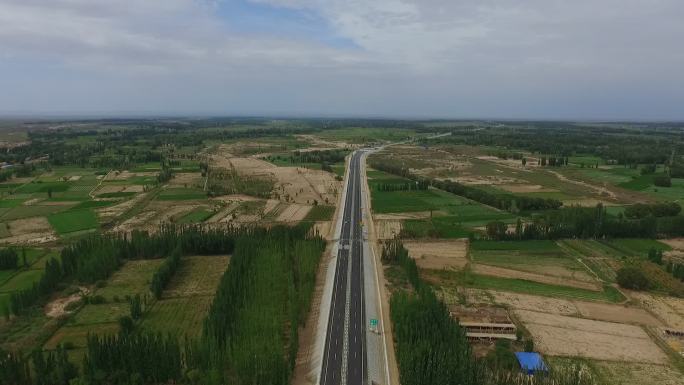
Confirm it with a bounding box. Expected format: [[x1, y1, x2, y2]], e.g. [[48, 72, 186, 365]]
[[616, 266, 651, 290], [654, 175, 672, 187]]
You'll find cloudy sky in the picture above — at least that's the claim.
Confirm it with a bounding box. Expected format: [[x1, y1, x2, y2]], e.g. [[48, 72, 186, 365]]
[[1, 0, 683, 120]]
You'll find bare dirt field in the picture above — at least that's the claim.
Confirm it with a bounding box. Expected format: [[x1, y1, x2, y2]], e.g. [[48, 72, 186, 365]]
[[45, 288, 89, 318], [374, 220, 402, 239], [574, 301, 662, 327], [169, 173, 203, 187], [276, 204, 312, 222], [211, 148, 341, 205], [487, 290, 661, 326], [472, 264, 602, 291], [373, 211, 434, 220], [0, 217, 58, 244], [109, 171, 156, 181], [488, 290, 580, 316], [662, 238, 684, 250], [593, 361, 684, 385], [630, 292, 684, 330], [97, 192, 149, 219], [403, 239, 468, 270], [498, 184, 558, 193], [516, 310, 668, 363], [95, 184, 144, 195]]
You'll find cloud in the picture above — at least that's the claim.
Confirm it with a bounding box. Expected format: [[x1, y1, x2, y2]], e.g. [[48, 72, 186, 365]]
[[0, 0, 683, 119]]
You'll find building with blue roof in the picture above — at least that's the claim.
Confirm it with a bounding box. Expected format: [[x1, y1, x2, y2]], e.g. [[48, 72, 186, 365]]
[[514, 352, 548, 375]]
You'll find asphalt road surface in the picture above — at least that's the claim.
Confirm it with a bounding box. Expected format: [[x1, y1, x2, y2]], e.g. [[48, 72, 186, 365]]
[[320, 151, 367, 385]]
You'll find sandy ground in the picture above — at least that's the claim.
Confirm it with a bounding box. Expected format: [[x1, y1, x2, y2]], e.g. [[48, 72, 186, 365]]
[[662, 238, 684, 250], [109, 171, 157, 180], [97, 191, 149, 219], [594, 361, 684, 385], [488, 290, 579, 315], [0, 217, 58, 244], [211, 148, 341, 206], [485, 290, 661, 327], [312, 221, 332, 240], [403, 239, 468, 270], [473, 264, 602, 291], [498, 184, 558, 193], [168, 172, 202, 187], [516, 310, 668, 363], [630, 292, 684, 330], [95, 184, 144, 194], [374, 220, 402, 239], [206, 201, 241, 223], [45, 287, 89, 318], [263, 199, 280, 215], [373, 211, 435, 220], [276, 204, 312, 222], [547, 170, 618, 201]]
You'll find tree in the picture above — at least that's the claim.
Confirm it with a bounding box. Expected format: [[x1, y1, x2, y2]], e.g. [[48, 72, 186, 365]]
[[616, 266, 651, 290]]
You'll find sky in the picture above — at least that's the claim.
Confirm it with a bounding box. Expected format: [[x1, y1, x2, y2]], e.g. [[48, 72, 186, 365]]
[[0, 0, 683, 120]]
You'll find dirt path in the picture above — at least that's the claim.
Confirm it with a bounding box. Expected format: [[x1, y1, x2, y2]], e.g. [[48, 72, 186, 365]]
[[547, 170, 617, 200]]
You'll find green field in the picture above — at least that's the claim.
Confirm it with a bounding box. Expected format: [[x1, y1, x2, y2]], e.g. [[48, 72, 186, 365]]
[[177, 208, 214, 224], [94, 260, 163, 301], [600, 238, 671, 258], [433, 270, 625, 303], [470, 240, 592, 278], [141, 256, 229, 337], [156, 188, 207, 201], [48, 209, 99, 234]]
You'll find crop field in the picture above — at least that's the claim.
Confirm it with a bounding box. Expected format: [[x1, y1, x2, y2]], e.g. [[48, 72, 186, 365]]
[[47, 209, 99, 235], [0, 248, 52, 312], [142, 255, 229, 336], [304, 205, 335, 221], [176, 208, 214, 224], [470, 240, 595, 282], [156, 187, 207, 201], [94, 260, 163, 301], [427, 269, 624, 302], [44, 259, 164, 351]]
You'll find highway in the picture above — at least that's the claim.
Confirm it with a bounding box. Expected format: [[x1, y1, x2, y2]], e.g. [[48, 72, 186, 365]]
[[320, 151, 367, 385]]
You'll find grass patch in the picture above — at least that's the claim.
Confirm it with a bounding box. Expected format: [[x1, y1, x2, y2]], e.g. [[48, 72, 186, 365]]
[[67, 200, 116, 211], [141, 296, 213, 338], [601, 238, 671, 258], [48, 209, 99, 235], [0, 269, 44, 293], [177, 208, 214, 224], [432, 270, 625, 302], [96, 191, 136, 198], [94, 260, 163, 301], [402, 216, 471, 238], [304, 205, 335, 221]]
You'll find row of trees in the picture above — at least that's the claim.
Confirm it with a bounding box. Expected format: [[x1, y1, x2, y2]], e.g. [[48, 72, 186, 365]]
[[369, 159, 562, 212], [624, 202, 681, 218], [376, 180, 429, 192], [150, 245, 182, 299], [486, 203, 684, 241], [7, 225, 244, 315], [0, 248, 18, 269]]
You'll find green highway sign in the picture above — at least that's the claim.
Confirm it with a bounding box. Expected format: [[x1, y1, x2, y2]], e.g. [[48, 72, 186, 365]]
[[370, 319, 378, 327]]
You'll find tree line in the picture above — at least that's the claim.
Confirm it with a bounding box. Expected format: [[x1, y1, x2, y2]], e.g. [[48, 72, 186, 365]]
[[485, 203, 684, 241], [369, 159, 562, 212], [376, 180, 429, 192], [0, 248, 19, 269], [2, 223, 325, 385], [7, 225, 245, 315]]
